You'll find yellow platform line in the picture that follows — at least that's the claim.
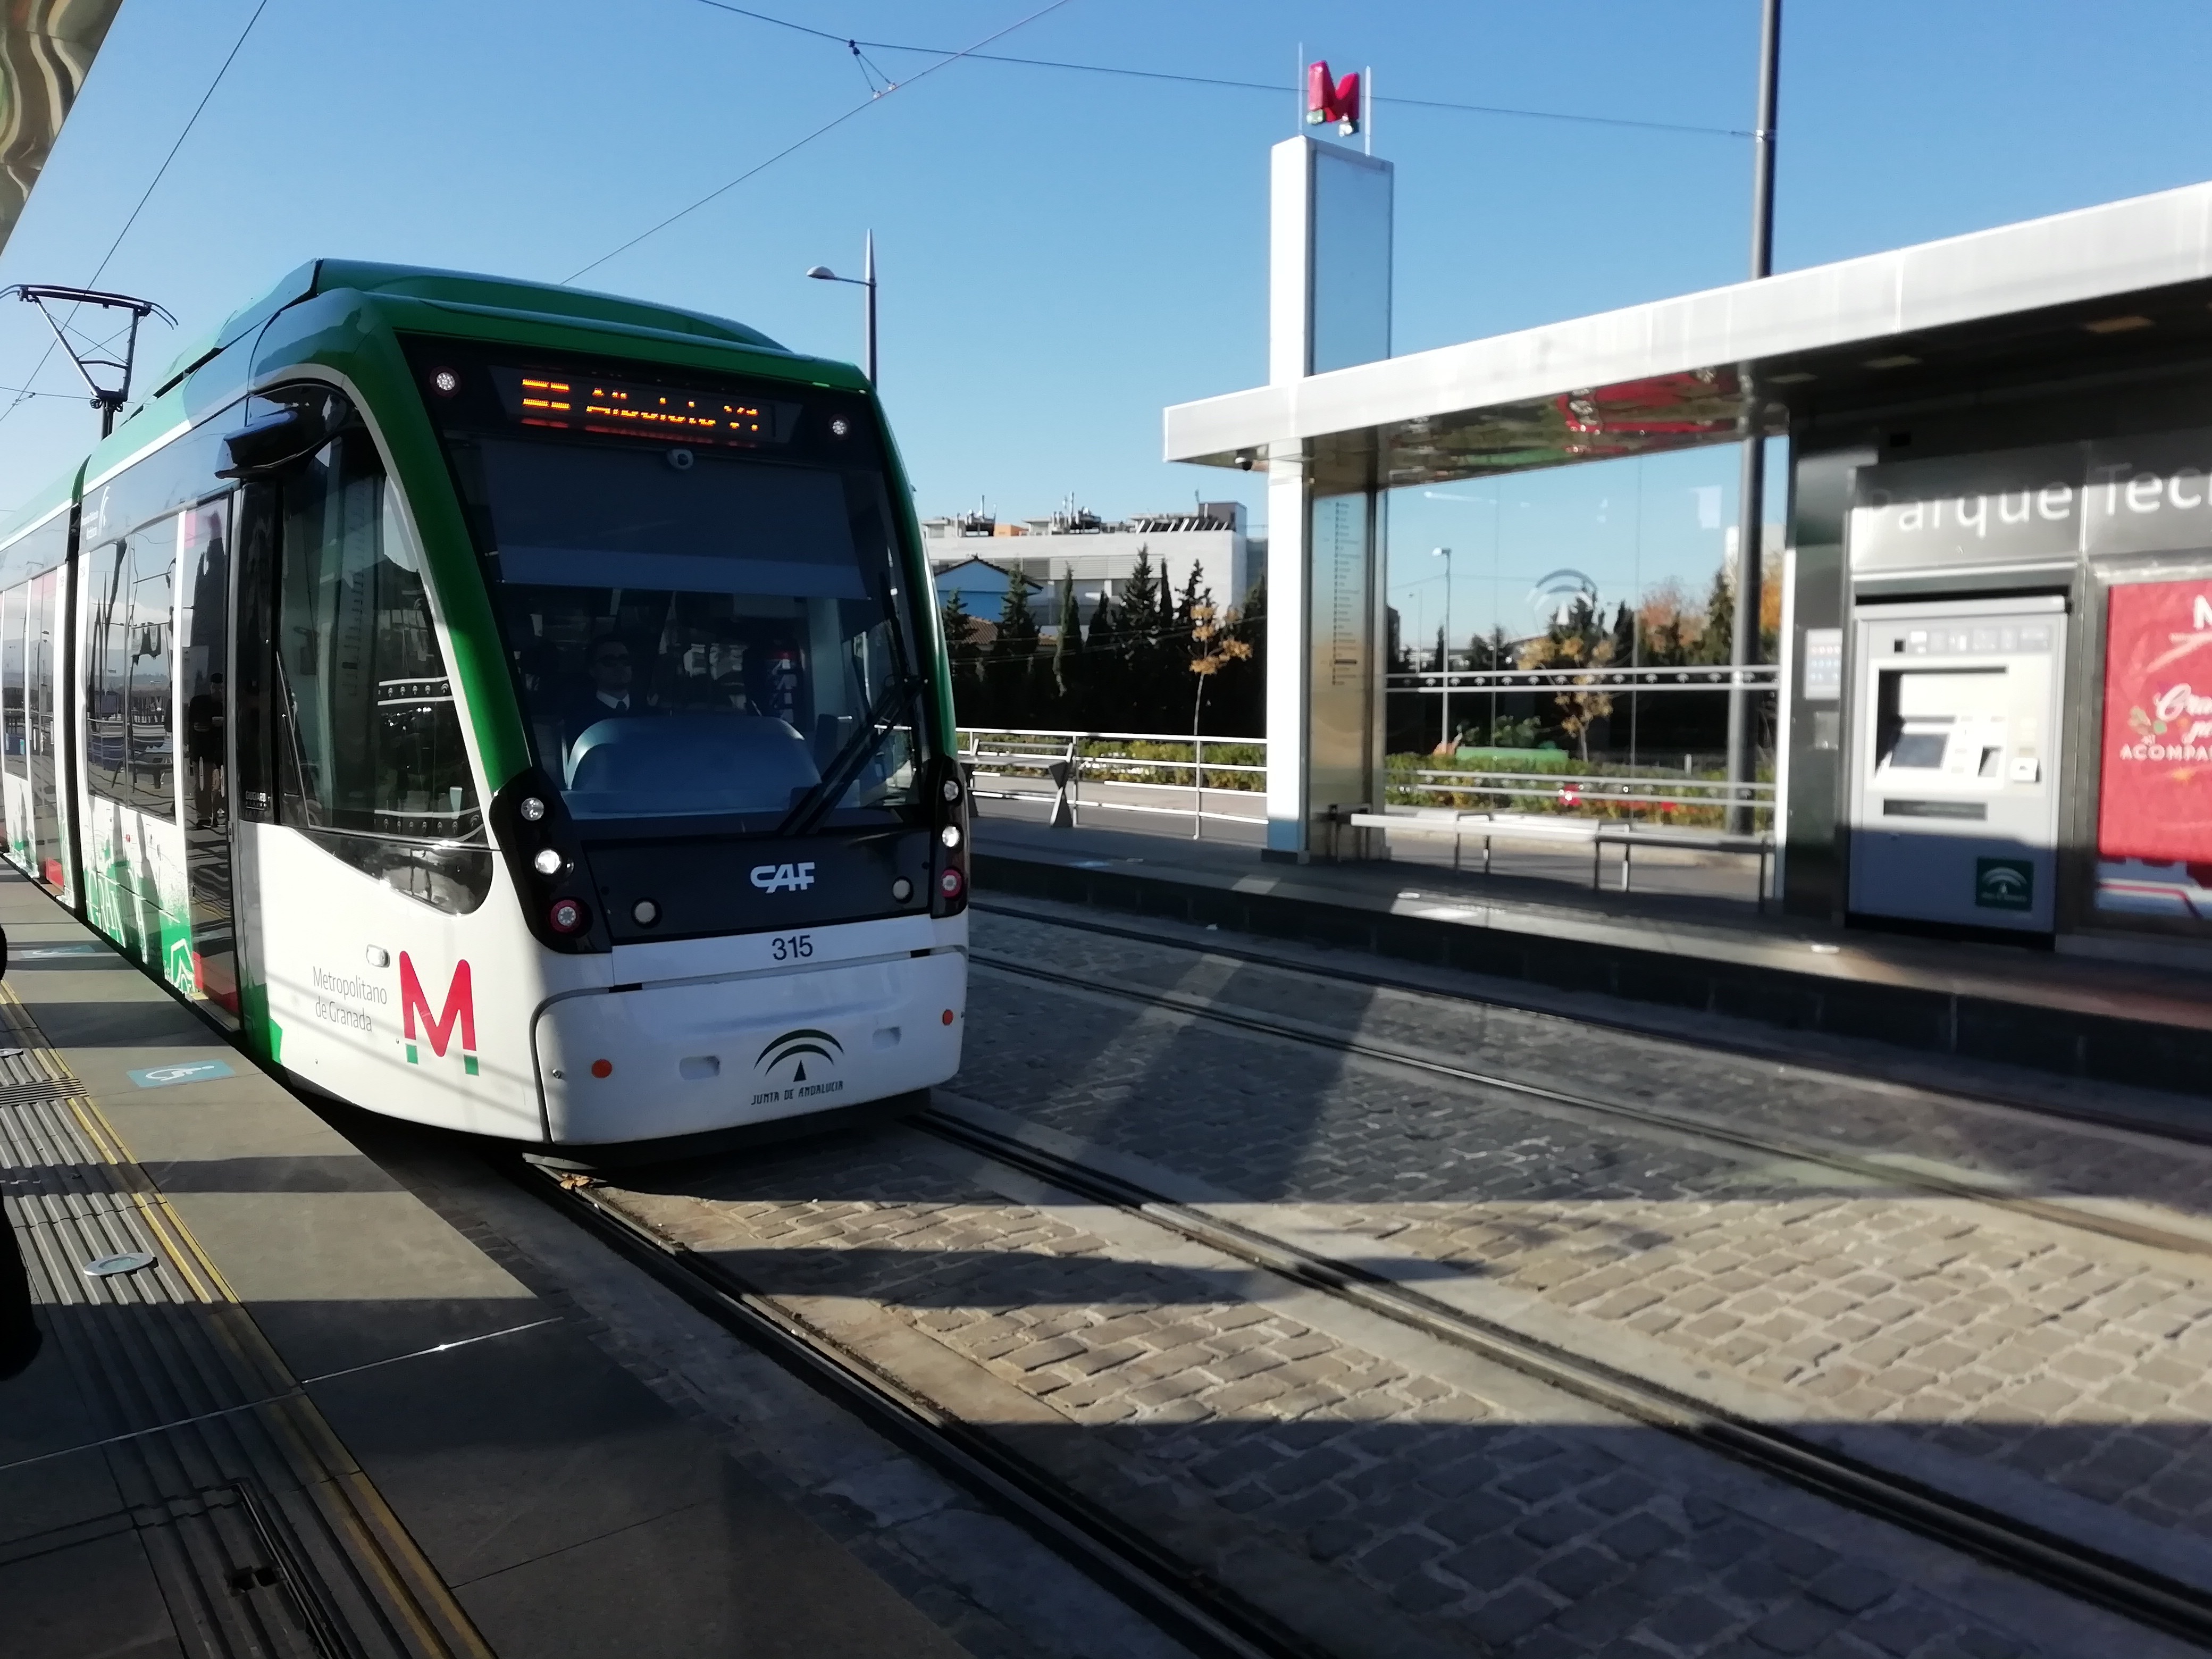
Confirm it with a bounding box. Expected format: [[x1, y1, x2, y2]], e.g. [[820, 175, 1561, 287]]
[[0, 983, 496, 1659]]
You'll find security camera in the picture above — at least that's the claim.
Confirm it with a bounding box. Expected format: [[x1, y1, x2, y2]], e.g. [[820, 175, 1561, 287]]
[[1235, 450, 1256, 472]]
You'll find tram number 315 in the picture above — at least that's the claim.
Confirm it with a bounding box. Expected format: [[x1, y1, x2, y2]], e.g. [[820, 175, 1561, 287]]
[[770, 933, 815, 962]]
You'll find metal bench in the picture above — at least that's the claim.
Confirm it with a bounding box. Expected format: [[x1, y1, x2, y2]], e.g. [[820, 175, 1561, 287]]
[[1343, 808, 1773, 911]]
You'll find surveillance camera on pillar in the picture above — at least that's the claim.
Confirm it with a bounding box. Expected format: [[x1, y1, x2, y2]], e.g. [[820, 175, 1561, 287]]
[[1306, 61, 1361, 136]]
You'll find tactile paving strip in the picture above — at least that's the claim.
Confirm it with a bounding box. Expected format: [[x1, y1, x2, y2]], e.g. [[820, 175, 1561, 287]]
[[0, 983, 490, 1659]]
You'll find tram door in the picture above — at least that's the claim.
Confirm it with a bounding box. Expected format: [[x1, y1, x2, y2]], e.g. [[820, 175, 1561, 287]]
[[179, 499, 239, 1027], [1, 584, 24, 862], [228, 483, 277, 1058], [27, 566, 66, 892]]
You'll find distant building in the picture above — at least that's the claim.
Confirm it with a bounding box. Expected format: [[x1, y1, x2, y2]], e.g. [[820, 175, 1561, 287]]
[[921, 501, 1257, 626]]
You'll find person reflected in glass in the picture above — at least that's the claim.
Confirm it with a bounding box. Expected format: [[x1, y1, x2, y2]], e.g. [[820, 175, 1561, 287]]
[[708, 623, 751, 711], [187, 672, 225, 829]]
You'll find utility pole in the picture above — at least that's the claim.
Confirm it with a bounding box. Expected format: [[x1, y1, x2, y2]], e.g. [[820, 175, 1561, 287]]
[[1432, 546, 1453, 750], [1725, 0, 1781, 836]]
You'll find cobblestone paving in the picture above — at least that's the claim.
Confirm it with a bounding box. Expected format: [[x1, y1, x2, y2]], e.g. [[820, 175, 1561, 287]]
[[974, 909, 2212, 1221], [961, 912, 2212, 1547], [605, 1135, 2075, 1658]]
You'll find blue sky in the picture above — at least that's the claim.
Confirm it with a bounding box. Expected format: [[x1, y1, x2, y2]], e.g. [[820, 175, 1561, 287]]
[[6, 1, 2212, 636]]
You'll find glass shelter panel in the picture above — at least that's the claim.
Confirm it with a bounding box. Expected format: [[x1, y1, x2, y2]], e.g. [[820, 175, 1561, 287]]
[[1382, 443, 1782, 834]]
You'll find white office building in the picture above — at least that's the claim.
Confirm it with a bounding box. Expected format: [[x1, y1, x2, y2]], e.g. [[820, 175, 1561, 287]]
[[921, 503, 1256, 626]]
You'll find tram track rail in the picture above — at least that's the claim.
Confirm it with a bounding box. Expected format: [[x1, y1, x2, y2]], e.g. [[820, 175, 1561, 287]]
[[967, 923, 2212, 1264], [904, 1104, 2212, 1651], [508, 1155, 1323, 1659], [969, 896, 2212, 1157]]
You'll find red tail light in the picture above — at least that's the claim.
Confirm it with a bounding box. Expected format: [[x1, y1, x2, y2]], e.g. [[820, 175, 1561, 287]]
[[548, 897, 590, 934]]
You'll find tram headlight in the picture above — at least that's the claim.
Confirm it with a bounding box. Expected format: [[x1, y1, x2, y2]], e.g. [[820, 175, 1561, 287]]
[[891, 877, 914, 903], [519, 797, 547, 823], [533, 848, 562, 876], [548, 897, 590, 935], [939, 824, 961, 850], [940, 776, 962, 804], [430, 367, 460, 397]]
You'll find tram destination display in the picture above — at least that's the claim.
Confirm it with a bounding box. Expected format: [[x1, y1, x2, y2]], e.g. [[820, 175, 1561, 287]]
[[489, 365, 800, 447]]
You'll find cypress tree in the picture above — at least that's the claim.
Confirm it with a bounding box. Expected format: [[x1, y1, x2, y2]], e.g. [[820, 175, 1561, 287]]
[[1051, 568, 1086, 722], [989, 566, 1042, 723]]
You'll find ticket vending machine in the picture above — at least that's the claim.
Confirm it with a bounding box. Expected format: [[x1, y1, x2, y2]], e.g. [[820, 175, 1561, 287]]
[[1846, 595, 2066, 932]]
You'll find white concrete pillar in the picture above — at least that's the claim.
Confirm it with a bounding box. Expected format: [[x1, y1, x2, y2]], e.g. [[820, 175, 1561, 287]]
[[1262, 135, 1392, 859]]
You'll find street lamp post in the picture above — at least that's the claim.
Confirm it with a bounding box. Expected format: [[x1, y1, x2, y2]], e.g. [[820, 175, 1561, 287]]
[[1432, 546, 1453, 751], [805, 229, 878, 384]]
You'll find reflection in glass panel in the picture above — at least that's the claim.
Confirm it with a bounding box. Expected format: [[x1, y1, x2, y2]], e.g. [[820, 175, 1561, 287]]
[[1381, 442, 1782, 811]]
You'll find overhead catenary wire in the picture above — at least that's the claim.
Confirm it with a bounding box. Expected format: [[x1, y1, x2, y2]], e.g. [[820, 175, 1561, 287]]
[[0, 0, 271, 432], [566, 0, 1077, 283], [688, 0, 1749, 139]]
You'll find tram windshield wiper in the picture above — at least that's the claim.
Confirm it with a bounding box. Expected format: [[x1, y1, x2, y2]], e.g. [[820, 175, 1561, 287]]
[[778, 670, 925, 838]]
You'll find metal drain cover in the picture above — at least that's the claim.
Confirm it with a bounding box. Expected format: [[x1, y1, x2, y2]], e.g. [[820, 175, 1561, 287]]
[[85, 1251, 156, 1277]]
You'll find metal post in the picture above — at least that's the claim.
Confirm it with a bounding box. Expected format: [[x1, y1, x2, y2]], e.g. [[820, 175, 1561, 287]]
[[1193, 735, 1204, 840], [863, 230, 877, 386], [1433, 546, 1452, 750], [1725, 0, 1782, 835]]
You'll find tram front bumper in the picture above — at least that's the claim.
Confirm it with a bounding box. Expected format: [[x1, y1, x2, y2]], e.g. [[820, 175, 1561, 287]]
[[532, 950, 966, 1144]]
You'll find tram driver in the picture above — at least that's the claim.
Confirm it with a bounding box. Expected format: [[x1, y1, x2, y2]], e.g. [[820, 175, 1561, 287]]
[[561, 634, 655, 743]]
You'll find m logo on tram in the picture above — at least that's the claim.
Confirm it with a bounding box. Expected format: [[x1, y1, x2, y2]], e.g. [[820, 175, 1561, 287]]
[[401, 953, 477, 1076]]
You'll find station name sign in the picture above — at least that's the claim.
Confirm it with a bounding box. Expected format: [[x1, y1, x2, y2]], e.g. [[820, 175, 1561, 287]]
[[1851, 429, 2212, 572]]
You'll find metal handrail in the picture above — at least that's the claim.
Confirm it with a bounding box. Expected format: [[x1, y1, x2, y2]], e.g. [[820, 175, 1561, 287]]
[[958, 726, 1267, 836], [1387, 663, 1782, 691]]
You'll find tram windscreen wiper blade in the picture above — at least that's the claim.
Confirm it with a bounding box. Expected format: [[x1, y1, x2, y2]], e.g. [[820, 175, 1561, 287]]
[[778, 672, 925, 837]]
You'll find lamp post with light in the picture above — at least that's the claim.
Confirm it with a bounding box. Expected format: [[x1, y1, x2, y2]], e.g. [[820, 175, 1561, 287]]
[[805, 230, 877, 385]]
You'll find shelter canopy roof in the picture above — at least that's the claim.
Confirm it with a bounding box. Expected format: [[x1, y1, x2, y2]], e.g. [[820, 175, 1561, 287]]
[[1164, 179, 2212, 489], [0, 1, 122, 257]]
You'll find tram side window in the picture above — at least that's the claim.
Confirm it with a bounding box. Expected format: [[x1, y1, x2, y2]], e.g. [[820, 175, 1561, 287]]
[[128, 524, 175, 816], [2, 583, 23, 763], [85, 538, 132, 805], [275, 430, 490, 914], [83, 521, 178, 817]]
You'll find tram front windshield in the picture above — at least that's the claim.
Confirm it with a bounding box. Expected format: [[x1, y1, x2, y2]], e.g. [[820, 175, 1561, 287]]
[[420, 350, 926, 826]]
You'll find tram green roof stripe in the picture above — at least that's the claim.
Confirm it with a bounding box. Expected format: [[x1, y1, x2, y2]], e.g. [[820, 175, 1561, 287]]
[[0, 469, 79, 548], [310, 259, 789, 354]]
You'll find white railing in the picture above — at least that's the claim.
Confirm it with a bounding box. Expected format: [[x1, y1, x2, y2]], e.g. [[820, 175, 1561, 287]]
[[1387, 663, 1782, 692], [956, 726, 1774, 839], [956, 727, 1267, 837]]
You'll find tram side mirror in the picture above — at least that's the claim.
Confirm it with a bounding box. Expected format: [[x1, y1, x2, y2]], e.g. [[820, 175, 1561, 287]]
[[216, 390, 353, 479]]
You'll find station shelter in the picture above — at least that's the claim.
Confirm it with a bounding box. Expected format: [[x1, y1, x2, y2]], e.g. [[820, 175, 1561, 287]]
[[1166, 139, 2212, 966]]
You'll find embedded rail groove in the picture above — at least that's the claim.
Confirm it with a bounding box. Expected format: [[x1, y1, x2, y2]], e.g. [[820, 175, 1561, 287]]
[[512, 1159, 1320, 1659], [968, 896, 2212, 1157], [967, 931, 2212, 1263], [908, 1108, 2212, 1650]]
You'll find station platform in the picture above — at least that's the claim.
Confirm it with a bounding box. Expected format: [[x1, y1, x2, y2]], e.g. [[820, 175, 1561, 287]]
[[972, 816, 2212, 1110], [0, 867, 967, 1659]]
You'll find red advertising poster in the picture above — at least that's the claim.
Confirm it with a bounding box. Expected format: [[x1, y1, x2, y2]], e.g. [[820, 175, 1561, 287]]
[[2096, 579, 2212, 921]]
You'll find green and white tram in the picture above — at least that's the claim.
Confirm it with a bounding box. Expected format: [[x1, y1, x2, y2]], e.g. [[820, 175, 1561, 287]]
[[0, 260, 969, 1147]]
